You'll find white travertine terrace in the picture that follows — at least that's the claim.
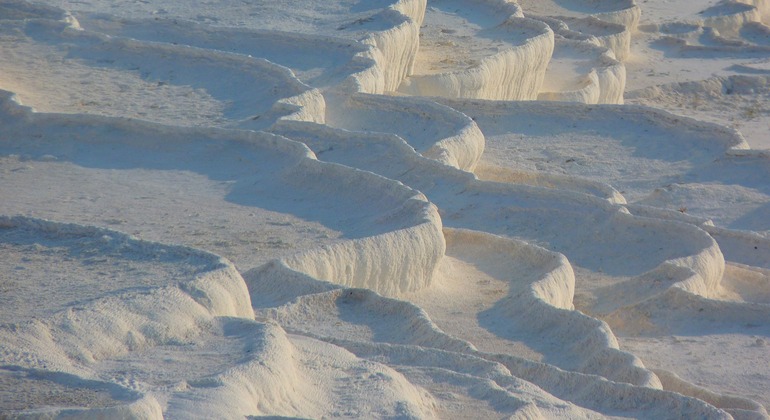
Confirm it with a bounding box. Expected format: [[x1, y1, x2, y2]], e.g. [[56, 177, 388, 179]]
[[398, 11, 555, 100], [516, 0, 641, 31], [550, 16, 632, 61], [1, 0, 770, 417], [537, 36, 626, 104]]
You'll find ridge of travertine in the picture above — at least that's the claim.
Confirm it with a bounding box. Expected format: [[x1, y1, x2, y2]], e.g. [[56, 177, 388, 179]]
[[1, 0, 769, 417]]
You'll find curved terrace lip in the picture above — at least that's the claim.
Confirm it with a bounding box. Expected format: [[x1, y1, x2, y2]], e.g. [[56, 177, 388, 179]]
[[0, 92, 433, 241], [552, 0, 638, 15], [1, 0, 770, 417], [701, 1, 756, 18], [517, 0, 638, 17], [72, 14, 372, 89], [407, 15, 553, 78]]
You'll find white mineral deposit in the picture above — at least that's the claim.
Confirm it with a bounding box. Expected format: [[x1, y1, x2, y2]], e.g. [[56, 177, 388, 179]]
[[1, 0, 768, 418]]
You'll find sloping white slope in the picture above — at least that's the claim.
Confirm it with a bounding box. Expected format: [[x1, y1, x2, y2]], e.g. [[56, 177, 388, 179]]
[[268, 92, 767, 415], [438, 98, 767, 233], [0, 216, 248, 417], [246, 245, 732, 419], [537, 36, 626, 104], [516, 0, 641, 31], [0, 219, 436, 419], [63, 0, 428, 94], [0, 14, 323, 130], [322, 92, 485, 171], [549, 16, 632, 61], [400, 20, 553, 99], [623, 0, 770, 150], [73, 15, 371, 91], [1, 0, 769, 417], [397, 0, 554, 100], [266, 111, 733, 391], [0, 92, 442, 278]]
